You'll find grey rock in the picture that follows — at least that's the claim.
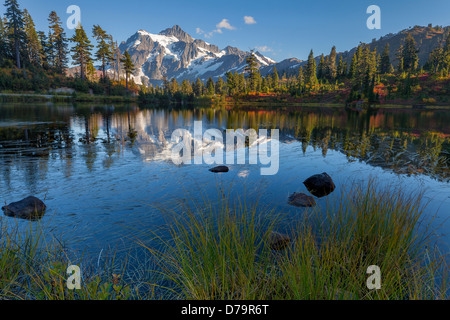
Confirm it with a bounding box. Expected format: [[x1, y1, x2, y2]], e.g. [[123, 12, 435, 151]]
[[288, 192, 316, 207], [269, 232, 291, 251], [303, 173, 336, 198], [2, 196, 47, 220]]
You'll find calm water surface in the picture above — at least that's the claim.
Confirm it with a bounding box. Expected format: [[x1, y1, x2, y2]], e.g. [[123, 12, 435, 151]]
[[0, 103, 449, 262]]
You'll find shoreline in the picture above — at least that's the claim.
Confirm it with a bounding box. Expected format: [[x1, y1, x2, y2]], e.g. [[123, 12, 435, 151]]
[[0, 92, 138, 103], [1, 92, 450, 110]]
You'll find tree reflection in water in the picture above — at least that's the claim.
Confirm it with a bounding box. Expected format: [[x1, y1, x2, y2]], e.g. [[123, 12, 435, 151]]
[[0, 104, 449, 185]]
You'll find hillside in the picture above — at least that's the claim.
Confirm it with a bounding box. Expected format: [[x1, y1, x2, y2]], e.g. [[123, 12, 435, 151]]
[[261, 25, 450, 76]]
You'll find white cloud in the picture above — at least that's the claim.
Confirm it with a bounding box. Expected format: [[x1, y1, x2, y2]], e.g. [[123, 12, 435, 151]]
[[216, 19, 236, 30], [197, 19, 236, 39], [244, 16, 257, 25], [255, 46, 272, 52]]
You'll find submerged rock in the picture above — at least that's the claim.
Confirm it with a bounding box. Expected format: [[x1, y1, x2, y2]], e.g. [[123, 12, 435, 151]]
[[269, 231, 291, 251], [209, 166, 229, 173], [2, 196, 47, 220], [303, 173, 336, 198], [288, 192, 316, 207]]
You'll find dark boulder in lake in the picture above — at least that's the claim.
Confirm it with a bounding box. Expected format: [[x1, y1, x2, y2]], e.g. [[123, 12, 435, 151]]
[[269, 231, 291, 251], [2, 196, 47, 220], [209, 166, 229, 173], [288, 192, 316, 207], [303, 173, 336, 198]]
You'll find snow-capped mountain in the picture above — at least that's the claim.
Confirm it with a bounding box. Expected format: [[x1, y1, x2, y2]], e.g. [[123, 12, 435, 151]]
[[118, 25, 276, 85]]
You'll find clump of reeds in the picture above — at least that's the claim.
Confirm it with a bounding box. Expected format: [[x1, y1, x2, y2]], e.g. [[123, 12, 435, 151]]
[[0, 217, 141, 300], [139, 179, 448, 300]]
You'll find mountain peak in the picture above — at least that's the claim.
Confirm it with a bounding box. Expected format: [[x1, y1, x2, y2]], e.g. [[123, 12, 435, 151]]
[[118, 25, 276, 86], [159, 25, 193, 43]]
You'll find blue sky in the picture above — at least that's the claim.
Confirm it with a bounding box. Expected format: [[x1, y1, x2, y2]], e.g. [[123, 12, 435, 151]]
[[1, 0, 449, 62]]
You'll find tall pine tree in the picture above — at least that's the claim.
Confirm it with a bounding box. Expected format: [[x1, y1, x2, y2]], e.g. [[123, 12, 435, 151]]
[[69, 25, 93, 80], [271, 66, 279, 90], [402, 34, 419, 72], [317, 54, 326, 80], [305, 49, 318, 89], [4, 0, 24, 68], [48, 11, 68, 73], [120, 50, 135, 92], [245, 49, 259, 92], [380, 44, 391, 74], [0, 16, 10, 64], [23, 9, 41, 66], [93, 25, 113, 80], [327, 46, 337, 81]]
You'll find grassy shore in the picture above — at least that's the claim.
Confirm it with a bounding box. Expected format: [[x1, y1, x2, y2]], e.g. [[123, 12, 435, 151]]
[[140, 180, 448, 300], [0, 92, 138, 104], [2, 92, 450, 110], [0, 180, 447, 300]]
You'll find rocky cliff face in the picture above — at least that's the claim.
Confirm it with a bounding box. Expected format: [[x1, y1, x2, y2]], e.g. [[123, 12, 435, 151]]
[[118, 25, 276, 85]]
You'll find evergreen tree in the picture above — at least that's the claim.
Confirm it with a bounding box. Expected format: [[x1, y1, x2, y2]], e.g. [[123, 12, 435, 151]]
[[36, 31, 50, 68], [226, 71, 236, 95], [86, 60, 96, 81], [261, 76, 268, 92], [48, 11, 68, 73], [206, 77, 215, 95], [193, 77, 203, 96], [271, 66, 279, 90], [443, 33, 450, 75], [350, 44, 377, 89], [337, 55, 345, 79], [120, 50, 135, 92], [69, 25, 93, 80], [93, 25, 113, 80], [402, 34, 419, 72], [348, 43, 378, 93], [297, 66, 304, 86], [317, 54, 326, 80], [238, 73, 246, 93], [396, 44, 404, 72], [327, 46, 337, 81], [108, 35, 120, 81], [343, 60, 348, 78], [245, 49, 259, 92], [349, 46, 361, 79], [380, 44, 391, 74], [0, 16, 10, 64], [23, 9, 41, 66], [181, 79, 192, 95], [169, 78, 179, 94], [305, 49, 318, 89], [162, 75, 169, 94], [215, 77, 224, 95], [4, 0, 24, 68], [426, 45, 443, 74]]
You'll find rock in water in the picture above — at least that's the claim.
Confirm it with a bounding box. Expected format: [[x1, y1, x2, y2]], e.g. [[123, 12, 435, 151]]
[[209, 166, 229, 173], [288, 193, 316, 207], [269, 232, 291, 250], [2, 196, 47, 220], [303, 173, 336, 198]]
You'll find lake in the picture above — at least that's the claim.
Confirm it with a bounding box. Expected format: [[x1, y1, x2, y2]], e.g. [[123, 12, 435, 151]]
[[0, 102, 449, 265]]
